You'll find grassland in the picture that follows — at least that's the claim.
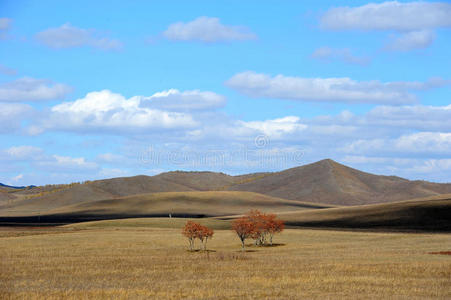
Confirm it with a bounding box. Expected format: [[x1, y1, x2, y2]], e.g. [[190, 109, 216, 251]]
[[277, 194, 451, 232], [1, 218, 450, 299]]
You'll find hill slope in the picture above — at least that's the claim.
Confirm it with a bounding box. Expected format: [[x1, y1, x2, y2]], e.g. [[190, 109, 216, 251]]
[[2, 159, 451, 216], [0, 191, 332, 224], [276, 194, 451, 232], [227, 159, 451, 205]]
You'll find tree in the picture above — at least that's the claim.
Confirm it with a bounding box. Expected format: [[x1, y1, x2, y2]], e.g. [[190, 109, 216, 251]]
[[232, 217, 254, 251], [197, 226, 214, 251], [266, 214, 284, 245], [182, 221, 214, 251], [182, 221, 198, 251], [232, 210, 285, 249]]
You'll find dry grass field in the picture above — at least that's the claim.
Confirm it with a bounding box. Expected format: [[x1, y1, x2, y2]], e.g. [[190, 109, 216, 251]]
[[1, 218, 450, 299]]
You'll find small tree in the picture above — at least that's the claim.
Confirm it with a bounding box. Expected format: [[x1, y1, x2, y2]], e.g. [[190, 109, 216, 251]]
[[232, 217, 254, 251], [232, 210, 285, 249], [266, 214, 284, 245], [182, 221, 214, 251], [182, 221, 199, 251], [197, 226, 214, 251]]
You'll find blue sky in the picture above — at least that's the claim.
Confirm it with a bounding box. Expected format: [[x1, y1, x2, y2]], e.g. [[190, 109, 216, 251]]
[[1, 0, 451, 185]]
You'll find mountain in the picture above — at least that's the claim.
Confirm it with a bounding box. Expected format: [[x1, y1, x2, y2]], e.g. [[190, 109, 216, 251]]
[[0, 183, 36, 190], [228, 159, 451, 205], [1, 159, 451, 221]]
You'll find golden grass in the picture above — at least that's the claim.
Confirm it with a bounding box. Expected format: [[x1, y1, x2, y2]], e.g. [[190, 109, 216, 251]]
[[1, 220, 450, 299]]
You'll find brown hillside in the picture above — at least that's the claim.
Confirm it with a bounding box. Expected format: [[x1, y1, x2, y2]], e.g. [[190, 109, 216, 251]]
[[276, 194, 451, 232], [2, 159, 451, 215], [0, 191, 332, 224], [227, 159, 451, 205]]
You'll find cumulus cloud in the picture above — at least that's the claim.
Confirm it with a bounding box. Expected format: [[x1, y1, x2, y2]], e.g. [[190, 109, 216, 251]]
[[35, 23, 123, 50], [0, 77, 72, 102], [311, 47, 370, 65], [5, 145, 44, 160], [163, 16, 257, 43], [43, 155, 98, 171], [39, 89, 204, 133], [139, 89, 226, 111], [320, 1, 451, 51], [320, 1, 451, 31], [385, 30, 436, 51], [238, 116, 307, 138], [342, 155, 451, 182], [365, 104, 451, 131], [0, 18, 11, 39], [0, 103, 33, 133], [226, 71, 450, 104], [342, 132, 451, 156]]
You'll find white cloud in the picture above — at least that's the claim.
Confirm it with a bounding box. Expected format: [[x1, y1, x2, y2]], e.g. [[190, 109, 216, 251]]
[[0, 18, 11, 39], [395, 132, 451, 153], [226, 71, 450, 104], [385, 30, 436, 51], [0, 103, 33, 133], [311, 47, 370, 65], [0, 64, 17, 76], [342, 132, 451, 156], [163, 16, 257, 43], [238, 116, 307, 138], [365, 104, 451, 131], [97, 153, 124, 163], [320, 1, 451, 51], [0, 77, 72, 102], [342, 155, 451, 182], [98, 168, 129, 178], [35, 23, 123, 50], [320, 1, 451, 31], [41, 90, 198, 133], [5, 146, 43, 160], [54, 155, 97, 169], [12, 174, 23, 182], [139, 89, 226, 111]]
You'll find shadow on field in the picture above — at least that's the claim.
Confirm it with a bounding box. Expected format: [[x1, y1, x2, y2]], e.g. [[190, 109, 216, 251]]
[[186, 249, 217, 253]]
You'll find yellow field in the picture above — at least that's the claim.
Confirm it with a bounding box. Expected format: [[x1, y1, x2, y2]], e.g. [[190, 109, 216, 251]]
[[1, 219, 450, 299]]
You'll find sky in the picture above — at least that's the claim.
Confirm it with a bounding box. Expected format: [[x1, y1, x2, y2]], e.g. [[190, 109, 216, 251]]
[[1, 0, 451, 185]]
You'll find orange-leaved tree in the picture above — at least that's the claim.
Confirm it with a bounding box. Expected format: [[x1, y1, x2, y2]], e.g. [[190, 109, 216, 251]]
[[232, 210, 285, 249], [197, 226, 214, 251], [232, 216, 255, 251], [182, 221, 199, 251], [265, 214, 285, 245], [182, 221, 214, 251]]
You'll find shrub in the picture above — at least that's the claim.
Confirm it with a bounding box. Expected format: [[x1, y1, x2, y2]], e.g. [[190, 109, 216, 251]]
[[182, 221, 214, 251], [232, 210, 284, 250]]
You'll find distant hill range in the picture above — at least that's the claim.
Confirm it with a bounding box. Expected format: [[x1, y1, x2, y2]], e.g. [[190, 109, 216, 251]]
[[0, 183, 36, 190], [1, 159, 450, 228]]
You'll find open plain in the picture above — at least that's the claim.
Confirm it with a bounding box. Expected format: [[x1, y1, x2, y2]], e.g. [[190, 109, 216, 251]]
[[1, 218, 450, 299]]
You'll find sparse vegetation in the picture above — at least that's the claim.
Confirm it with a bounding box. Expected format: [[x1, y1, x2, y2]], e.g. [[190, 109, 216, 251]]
[[232, 210, 284, 250], [182, 221, 214, 251], [1, 222, 450, 299]]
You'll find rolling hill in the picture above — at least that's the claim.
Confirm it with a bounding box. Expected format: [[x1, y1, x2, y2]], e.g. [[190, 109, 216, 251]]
[[275, 194, 451, 232], [0, 191, 332, 224], [1, 159, 451, 226], [228, 159, 451, 205]]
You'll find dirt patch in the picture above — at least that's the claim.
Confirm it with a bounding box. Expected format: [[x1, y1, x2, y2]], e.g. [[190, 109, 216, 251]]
[[429, 251, 451, 255]]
